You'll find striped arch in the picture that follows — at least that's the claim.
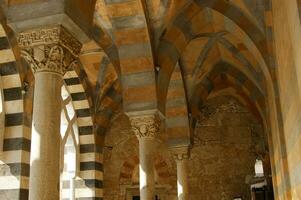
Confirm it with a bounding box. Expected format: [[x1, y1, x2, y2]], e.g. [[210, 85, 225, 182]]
[[81, 53, 122, 152], [181, 36, 265, 97], [157, 0, 271, 113], [190, 61, 266, 127], [78, 48, 123, 197], [104, 0, 157, 113], [194, 0, 267, 53], [91, 24, 121, 76], [64, 0, 121, 76], [0, 20, 30, 198], [3, 59, 103, 199], [165, 63, 190, 147], [63, 64, 103, 199], [95, 79, 122, 148], [92, 0, 121, 75], [0, 21, 105, 198]]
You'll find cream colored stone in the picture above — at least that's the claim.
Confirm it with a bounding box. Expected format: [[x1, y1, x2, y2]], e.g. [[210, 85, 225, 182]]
[[77, 117, 93, 126], [4, 100, 23, 114], [138, 137, 156, 200], [0, 24, 6, 37], [66, 84, 84, 93], [29, 72, 62, 200], [1, 74, 22, 89], [171, 146, 190, 200], [0, 49, 15, 63]]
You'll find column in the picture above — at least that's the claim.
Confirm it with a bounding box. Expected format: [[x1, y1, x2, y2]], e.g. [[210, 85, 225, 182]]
[[70, 177, 75, 200], [172, 147, 190, 200], [18, 26, 82, 200], [129, 113, 161, 200]]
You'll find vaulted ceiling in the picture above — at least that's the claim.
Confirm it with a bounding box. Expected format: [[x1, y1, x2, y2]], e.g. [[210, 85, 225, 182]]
[[0, 0, 276, 147]]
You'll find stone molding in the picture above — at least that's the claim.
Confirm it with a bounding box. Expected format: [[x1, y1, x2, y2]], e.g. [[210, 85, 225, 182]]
[[129, 113, 161, 139], [17, 25, 82, 75]]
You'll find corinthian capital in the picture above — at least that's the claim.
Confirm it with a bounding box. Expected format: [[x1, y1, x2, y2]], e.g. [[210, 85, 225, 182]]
[[171, 146, 190, 161], [129, 113, 161, 139], [17, 25, 82, 75]]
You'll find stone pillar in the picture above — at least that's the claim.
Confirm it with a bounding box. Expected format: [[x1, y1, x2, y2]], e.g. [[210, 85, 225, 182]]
[[70, 177, 75, 200], [18, 26, 82, 200], [172, 147, 190, 200], [129, 113, 161, 200]]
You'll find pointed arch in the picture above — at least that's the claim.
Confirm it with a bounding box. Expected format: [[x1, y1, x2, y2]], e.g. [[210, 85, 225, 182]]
[[190, 61, 266, 123], [157, 1, 272, 114], [0, 17, 30, 199], [103, 0, 157, 113]]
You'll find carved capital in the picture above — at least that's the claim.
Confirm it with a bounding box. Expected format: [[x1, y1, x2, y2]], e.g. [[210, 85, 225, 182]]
[[129, 113, 161, 139], [18, 25, 81, 56], [17, 26, 82, 75], [171, 146, 190, 161]]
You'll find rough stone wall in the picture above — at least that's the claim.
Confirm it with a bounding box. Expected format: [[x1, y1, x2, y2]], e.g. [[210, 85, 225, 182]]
[[103, 97, 266, 200], [103, 113, 178, 200], [190, 96, 265, 200]]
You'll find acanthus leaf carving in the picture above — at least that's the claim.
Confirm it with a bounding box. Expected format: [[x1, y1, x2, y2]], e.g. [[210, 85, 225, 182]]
[[21, 45, 78, 75], [129, 114, 161, 139], [18, 26, 82, 75]]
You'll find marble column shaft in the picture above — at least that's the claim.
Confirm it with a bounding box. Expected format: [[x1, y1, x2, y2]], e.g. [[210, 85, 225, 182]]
[[18, 26, 81, 200], [29, 72, 62, 199], [129, 113, 161, 200], [172, 147, 190, 200]]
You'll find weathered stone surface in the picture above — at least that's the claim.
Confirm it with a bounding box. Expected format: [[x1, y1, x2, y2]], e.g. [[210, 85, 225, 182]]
[[102, 97, 267, 200], [190, 96, 264, 200]]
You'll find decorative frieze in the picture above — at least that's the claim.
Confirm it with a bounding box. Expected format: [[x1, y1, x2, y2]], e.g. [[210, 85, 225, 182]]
[[18, 25, 82, 56], [129, 113, 161, 139], [17, 26, 82, 75]]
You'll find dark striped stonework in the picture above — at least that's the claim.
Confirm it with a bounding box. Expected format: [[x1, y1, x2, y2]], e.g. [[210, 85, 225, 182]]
[[0, 61, 18, 75], [3, 138, 30, 151], [5, 113, 23, 126], [64, 77, 81, 85], [3, 87, 22, 101], [6, 163, 30, 176], [0, 36, 9, 50], [78, 126, 93, 135], [84, 179, 103, 188], [76, 108, 91, 118], [80, 144, 95, 153], [80, 161, 103, 171], [71, 92, 86, 101]]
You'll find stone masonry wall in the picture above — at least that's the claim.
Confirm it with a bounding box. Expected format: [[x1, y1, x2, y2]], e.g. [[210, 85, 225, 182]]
[[103, 96, 267, 200]]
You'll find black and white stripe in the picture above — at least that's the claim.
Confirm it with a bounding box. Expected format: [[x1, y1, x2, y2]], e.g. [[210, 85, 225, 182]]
[[64, 68, 103, 199], [0, 22, 30, 199]]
